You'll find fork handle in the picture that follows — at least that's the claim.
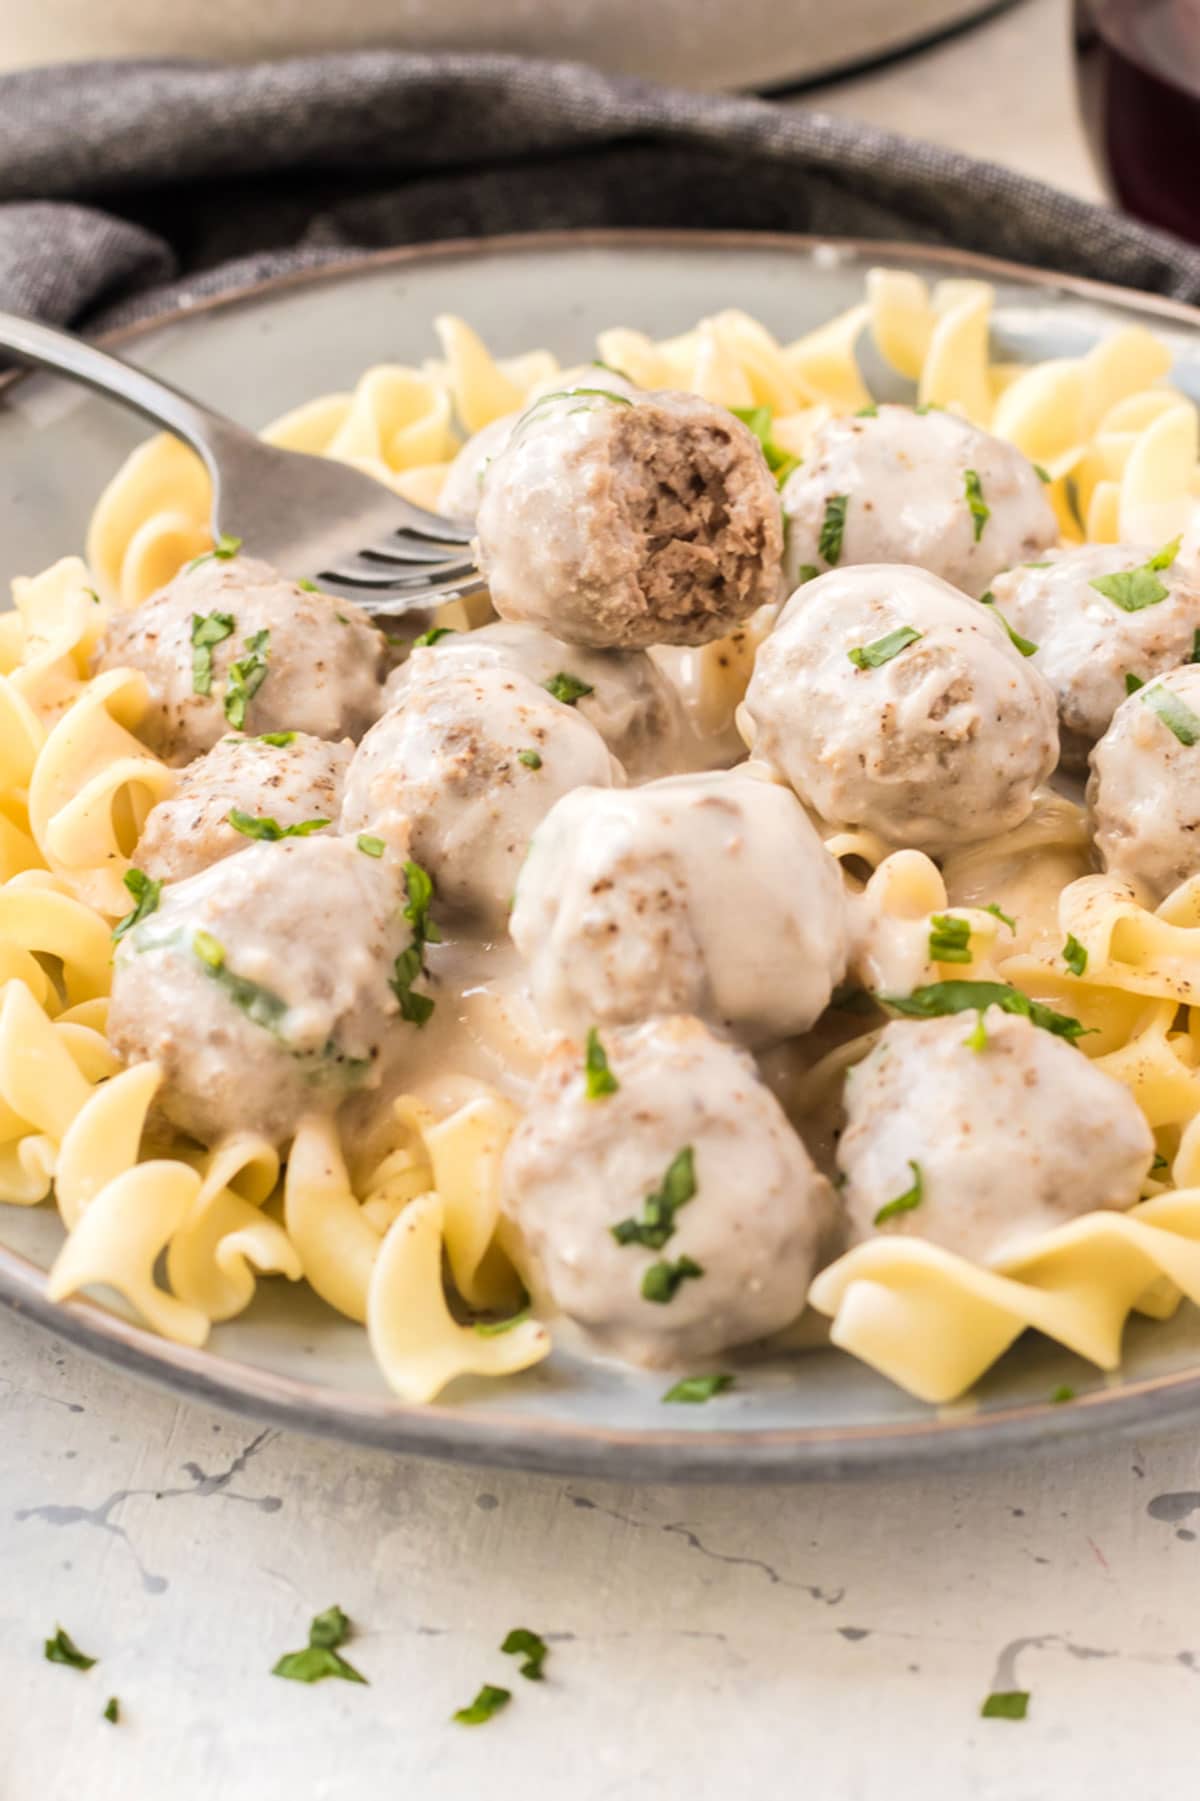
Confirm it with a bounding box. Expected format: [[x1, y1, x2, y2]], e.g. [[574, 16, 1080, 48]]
[[0, 309, 248, 478]]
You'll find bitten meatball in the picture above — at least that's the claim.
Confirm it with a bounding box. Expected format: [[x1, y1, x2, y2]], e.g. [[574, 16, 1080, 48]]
[[780, 405, 1057, 597], [741, 565, 1059, 856], [990, 541, 1200, 770], [108, 835, 418, 1147], [1089, 664, 1200, 903], [340, 665, 623, 926], [838, 1010, 1153, 1263], [135, 731, 350, 883], [503, 1016, 833, 1365], [510, 770, 848, 1044], [385, 620, 686, 781], [94, 553, 386, 764], [476, 388, 783, 649]]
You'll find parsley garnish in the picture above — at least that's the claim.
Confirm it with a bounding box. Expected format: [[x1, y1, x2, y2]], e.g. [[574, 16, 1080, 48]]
[[964, 468, 990, 541], [663, 1373, 734, 1404], [855, 403, 879, 417], [731, 405, 801, 486], [518, 748, 543, 770], [227, 809, 329, 842], [642, 1255, 704, 1303], [985, 902, 1016, 933], [1062, 934, 1088, 977], [929, 914, 972, 965], [963, 1010, 988, 1052], [1191, 629, 1200, 664], [258, 730, 296, 746], [272, 1604, 366, 1685], [473, 1309, 531, 1337], [981, 1691, 1029, 1721], [223, 628, 270, 729], [611, 1147, 696, 1249], [391, 859, 441, 1026], [1141, 682, 1200, 746], [978, 592, 1038, 656], [795, 563, 820, 585], [1050, 1384, 1076, 1404], [501, 1628, 548, 1682], [848, 625, 922, 670], [1125, 672, 1144, 695], [1089, 536, 1181, 612], [1152, 1151, 1170, 1173], [453, 1684, 511, 1725], [543, 671, 594, 706], [103, 1697, 119, 1724], [190, 609, 235, 695], [356, 834, 385, 858], [296, 578, 318, 592], [413, 626, 457, 647], [880, 980, 1090, 1042], [818, 494, 848, 565], [185, 532, 241, 574], [44, 1627, 96, 1671], [112, 867, 161, 942], [584, 1026, 619, 1099], [193, 930, 290, 1035], [873, 1159, 923, 1226], [1033, 463, 1051, 483]]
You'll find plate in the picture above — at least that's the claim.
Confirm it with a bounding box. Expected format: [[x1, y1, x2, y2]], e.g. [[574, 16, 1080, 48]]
[[4, 229, 1200, 1481]]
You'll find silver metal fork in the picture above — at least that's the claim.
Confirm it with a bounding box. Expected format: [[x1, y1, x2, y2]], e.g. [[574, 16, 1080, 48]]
[[0, 310, 486, 621]]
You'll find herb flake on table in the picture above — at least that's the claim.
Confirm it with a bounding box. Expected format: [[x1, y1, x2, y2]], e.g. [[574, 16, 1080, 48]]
[[662, 1372, 734, 1404], [873, 1160, 923, 1226], [112, 867, 161, 942], [980, 1690, 1029, 1721], [818, 493, 848, 566], [848, 625, 922, 670], [1062, 934, 1088, 977], [963, 468, 990, 541], [543, 671, 594, 706], [730, 405, 801, 486], [44, 1627, 96, 1670], [186, 531, 242, 574], [1089, 535, 1181, 613], [501, 1628, 549, 1681], [272, 1604, 367, 1685], [929, 914, 972, 965], [227, 809, 329, 842], [611, 1146, 696, 1249], [223, 628, 271, 729], [1141, 682, 1200, 746], [453, 1683, 511, 1725], [978, 592, 1038, 656], [190, 609, 235, 695], [641, 1255, 704, 1303], [880, 980, 1090, 1043], [584, 1026, 619, 1099], [103, 1697, 120, 1724]]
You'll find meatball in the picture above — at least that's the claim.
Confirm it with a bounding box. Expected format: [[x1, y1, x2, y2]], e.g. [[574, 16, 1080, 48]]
[[108, 834, 417, 1147], [1089, 664, 1200, 903], [838, 1010, 1153, 1264], [510, 769, 848, 1045], [475, 387, 783, 649], [741, 564, 1059, 856], [990, 541, 1200, 770], [780, 404, 1057, 597], [340, 665, 623, 926], [135, 731, 350, 884], [94, 553, 386, 764], [503, 1015, 832, 1365], [385, 620, 686, 781]]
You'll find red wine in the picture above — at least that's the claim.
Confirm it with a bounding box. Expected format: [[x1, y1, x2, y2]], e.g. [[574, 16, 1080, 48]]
[[1075, 0, 1200, 243]]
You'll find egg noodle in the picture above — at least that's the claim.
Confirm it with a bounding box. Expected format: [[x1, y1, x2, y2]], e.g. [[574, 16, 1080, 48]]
[[5, 269, 1200, 1407]]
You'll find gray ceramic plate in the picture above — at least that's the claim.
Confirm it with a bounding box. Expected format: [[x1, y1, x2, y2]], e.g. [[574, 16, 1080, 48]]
[[3, 230, 1200, 1481]]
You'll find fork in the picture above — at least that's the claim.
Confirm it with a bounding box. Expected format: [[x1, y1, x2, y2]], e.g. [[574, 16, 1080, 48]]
[[0, 310, 486, 622]]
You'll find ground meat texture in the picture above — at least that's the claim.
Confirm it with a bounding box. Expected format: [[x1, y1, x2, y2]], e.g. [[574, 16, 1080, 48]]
[[838, 1011, 1153, 1263], [135, 732, 351, 883], [475, 388, 783, 649], [107, 835, 414, 1148], [780, 405, 1057, 598], [741, 564, 1059, 857], [1089, 664, 1200, 903], [385, 620, 686, 782], [339, 665, 623, 927], [502, 1016, 834, 1366], [93, 554, 386, 765], [510, 769, 848, 1044], [990, 542, 1200, 771]]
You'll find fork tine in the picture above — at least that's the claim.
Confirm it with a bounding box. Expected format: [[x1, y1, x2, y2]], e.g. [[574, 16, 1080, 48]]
[[319, 554, 479, 589], [357, 537, 474, 565], [386, 500, 474, 547]]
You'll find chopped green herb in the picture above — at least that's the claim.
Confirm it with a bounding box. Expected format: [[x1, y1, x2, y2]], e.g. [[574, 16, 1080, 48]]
[[227, 808, 329, 841], [978, 592, 1038, 656], [473, 1309, 531, 1337], [223, 628, 271, 729], [192, 928, 225, 971], [102, 1697, 119, 1724], [662, 1372, 734, 1404], [272, 1604, 366, 1685], [880, 979, 1091, 1043], [1050, 1384, 1076, 1404], [1062, 934, 1088, 977], [414, 626, 457, 647], [391, 946, 434, 1026], [194, 930, 291, 1035], [1024, 560, 1052, 568], [873, 1159, 923, 1226], [795, 563, 821, 586], [112, 867, 162, 942], [543, 671, 594, 706], [611, 1147, 696, 1249], [730, 405, 801, 485], [584, 1026, 619, 1099], [85, 587, 102, 605], [335, 612, 350, 625], [855, 403, 879, 418], [981, 1691, 1029, 1721], [501, 1628, 548, 1682], [818, 493, 849, 566], [847, 625, 922, 670], [913, 402, 941, 415], [963, 468, 990, 541], [642, 1255, 704, 1304], [964, 1010, 988, 1052], [929, 913, 972, 965], [296, 578, 318, 592], [44, 1627, 96, 1671], [985, 902, 1017, 933], [190, 609, 235, 695], [1191, 629, 1200, 664], [185, 532, 242, 574], [453, 1684, 511, 1726], [391, 859, 440, 1026], [356, 834, 385, 858], [517, 748, 543, 770], [1033, 463, 1051, 483], [258, 730, 296, 747], [1090, 536, 1181, 612], [1125, 672, 1145, 695], [592, 358, 629, 379], [1141, 682, 1200, 746], [1152, 1151, 1170, 1173]]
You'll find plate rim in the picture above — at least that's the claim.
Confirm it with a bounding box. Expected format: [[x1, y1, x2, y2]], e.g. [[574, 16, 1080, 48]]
[[4, 224, 1200, 1481]]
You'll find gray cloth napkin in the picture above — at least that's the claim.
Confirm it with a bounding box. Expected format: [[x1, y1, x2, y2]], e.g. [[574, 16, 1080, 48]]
[[1, 50, 1198, 332]]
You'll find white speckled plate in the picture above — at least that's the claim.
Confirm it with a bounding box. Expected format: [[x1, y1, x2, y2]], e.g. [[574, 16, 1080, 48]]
[[4, 230, 1200, 1481]]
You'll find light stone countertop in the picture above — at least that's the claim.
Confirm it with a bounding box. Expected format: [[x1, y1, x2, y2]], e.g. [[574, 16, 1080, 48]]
[[5, 5, 1191, 1796]]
